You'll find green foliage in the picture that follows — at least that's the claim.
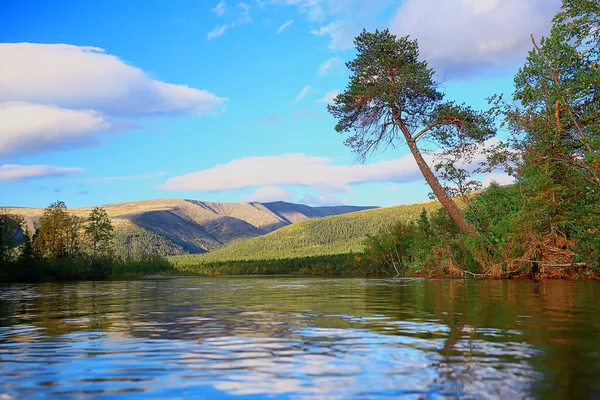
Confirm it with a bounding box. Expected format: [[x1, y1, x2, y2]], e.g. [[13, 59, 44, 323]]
[[85, 207, 115, 260], [361, 207, 481, 276], [0, 201, 177, 283], [329, 29, 494, 234], [174, 254, 367, 277], [465, 183, 523, 247], [329, 29, 441, 157], [0, 211, 23, 264], [483, 0, 600, 269], [34, 201, 83, 260]]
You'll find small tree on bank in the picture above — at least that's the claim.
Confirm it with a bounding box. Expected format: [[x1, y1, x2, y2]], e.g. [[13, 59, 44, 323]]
[[34, 201, 82, 259], [85, 207, 114, 262], [328, 30, 495, 234]]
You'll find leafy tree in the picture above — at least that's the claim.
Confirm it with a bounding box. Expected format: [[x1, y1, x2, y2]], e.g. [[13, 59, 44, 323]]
[[489, 0, 600, 266], [85, 207, 114, 261], [329, 29, 495, 234], [34, 201, 82, 259], [0, 210, 23, 264]]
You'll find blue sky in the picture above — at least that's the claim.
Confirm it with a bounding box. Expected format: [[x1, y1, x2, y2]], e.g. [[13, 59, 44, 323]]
[[0, 0, 561, 208]]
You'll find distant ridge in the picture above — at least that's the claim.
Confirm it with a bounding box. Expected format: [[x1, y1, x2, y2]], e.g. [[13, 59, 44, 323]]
[[5, 199, 377, 256]]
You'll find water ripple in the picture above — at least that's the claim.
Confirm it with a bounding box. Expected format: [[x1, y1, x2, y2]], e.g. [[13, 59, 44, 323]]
[[0, 278, 599, 399]]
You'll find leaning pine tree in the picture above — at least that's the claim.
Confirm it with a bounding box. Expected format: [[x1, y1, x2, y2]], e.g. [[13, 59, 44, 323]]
[[329, 29, 495, 234]]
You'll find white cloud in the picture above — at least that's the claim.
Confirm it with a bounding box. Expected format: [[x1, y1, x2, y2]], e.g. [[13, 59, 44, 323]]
[[279, 0, 558, 75], [0, 43, 225, 156], [0, 102, 127, 156], [0, 43, 225, 117], [243, 186, 293, 202], [316, 89, 339, 105], [207, 24, 230, 39], [277, 19, 294, 34], [161, 139, 496, 192], [162, 153, 428, 192], [298, 1, 325, 21], [207, 3, 252, 39], [0, 164, 84, 183], [287, 0, 400, 50], [310, 21, 347, 50], [293, 85, 316, 102], [318, 56, 343, 76], [211, 0, 227, 16], [390, 0, 561, 76], [300, 193, 346, 206], [238, 2, 252, 24], [482, 173, 515, 187]]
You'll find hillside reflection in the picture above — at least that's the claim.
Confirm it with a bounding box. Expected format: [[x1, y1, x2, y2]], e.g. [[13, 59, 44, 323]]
[[0, 278, 598, 399]]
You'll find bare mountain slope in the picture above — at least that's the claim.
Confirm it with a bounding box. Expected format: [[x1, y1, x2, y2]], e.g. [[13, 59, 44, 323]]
[[5, 199, 376, 255]]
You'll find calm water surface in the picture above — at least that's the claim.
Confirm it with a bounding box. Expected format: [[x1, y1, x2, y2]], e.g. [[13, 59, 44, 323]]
[[1, 278, 599, 399]]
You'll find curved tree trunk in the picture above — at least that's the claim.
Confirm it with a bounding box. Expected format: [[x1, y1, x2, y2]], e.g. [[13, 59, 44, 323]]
[[392, 110, 477, 235], [405, 137, 477, 234]]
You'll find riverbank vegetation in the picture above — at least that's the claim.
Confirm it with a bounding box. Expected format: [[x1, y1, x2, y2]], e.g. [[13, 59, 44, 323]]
[[0, 202, 176, 282], [328, 0, 600, 279]]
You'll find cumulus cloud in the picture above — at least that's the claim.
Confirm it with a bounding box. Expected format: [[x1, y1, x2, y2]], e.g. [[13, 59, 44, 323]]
[[211, 0, 227, 16], [0, 164, 84, 183], [281, 0, 558, 76], [390, 0, 561, 76], [161, 139, 497, 192], [277, 19, 294, 34], [300, 193, 346, 206], [0, 102, 128, 156], [0, 43, 225, 116], [162, 152, 428, 192], [243, 186, 293, 202], [318, 56, 343, 76], [316, 89, 339, 105], [0, 43, 225, 156], [293, 85, 316, 102]]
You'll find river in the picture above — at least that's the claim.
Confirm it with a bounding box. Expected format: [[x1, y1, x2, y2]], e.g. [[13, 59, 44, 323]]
[[1, 277, 599, 399]]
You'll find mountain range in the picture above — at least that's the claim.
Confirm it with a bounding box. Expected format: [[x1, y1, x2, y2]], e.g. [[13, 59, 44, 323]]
[[5, 199, 376, 255]]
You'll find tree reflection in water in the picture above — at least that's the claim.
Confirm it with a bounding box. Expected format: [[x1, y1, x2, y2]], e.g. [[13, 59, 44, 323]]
[[0, 278, 598, 399]]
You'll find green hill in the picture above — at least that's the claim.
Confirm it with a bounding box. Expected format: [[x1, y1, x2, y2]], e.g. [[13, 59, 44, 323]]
[[4, 199, 375, 257], [172, 200, 440, 265]]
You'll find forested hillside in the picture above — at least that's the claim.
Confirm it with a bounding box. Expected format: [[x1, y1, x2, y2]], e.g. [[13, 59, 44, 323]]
[[172, 200, 439, 264], [4, 199, 375, 257]]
